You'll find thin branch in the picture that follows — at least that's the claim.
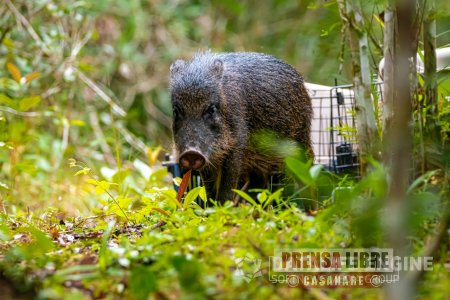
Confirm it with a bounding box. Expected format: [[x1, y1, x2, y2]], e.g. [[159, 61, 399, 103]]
[[74, 68, 126, 117], [115, 124, 148, 154], [5, 0, 50, 54], [88, 107, 117, 166], [104, 189, 131, 225], [143, 95, 172, 130], [42, 86, 62, 99], [0, 106, 45, 117], [70, 18, 94, 59]]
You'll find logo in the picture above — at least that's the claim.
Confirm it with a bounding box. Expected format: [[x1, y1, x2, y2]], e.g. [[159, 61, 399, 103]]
[[269, 248, 433, 288]]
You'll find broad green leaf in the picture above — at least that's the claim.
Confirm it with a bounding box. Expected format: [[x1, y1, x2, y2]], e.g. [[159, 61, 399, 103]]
[[95, 180, 111, 194], [198, 186, 207, 202], [117, 196, 133, 208], [263, 187, 285, 209], [86, 179, 99, 185], [19, 96, 41, 111], [258, 191, 268, 204], [285, 157, 313, 185], [309, 164, 323, 181], [232, 189, 258, 207], [183, 186, 202, 208], [161, 189, 182, 209], [0, 93, 15, 107]]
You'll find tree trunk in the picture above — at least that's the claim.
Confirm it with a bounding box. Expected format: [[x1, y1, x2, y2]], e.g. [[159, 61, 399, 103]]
[[337, 0, 381, 175], [423, 0, 437, 118], [383, 0, 418, 299], [382, 2, 395, 141], [422, 0, 440, 170]]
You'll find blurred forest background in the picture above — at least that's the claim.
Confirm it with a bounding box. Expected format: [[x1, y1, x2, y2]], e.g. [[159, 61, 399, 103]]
[[0, 0, 450, 299]]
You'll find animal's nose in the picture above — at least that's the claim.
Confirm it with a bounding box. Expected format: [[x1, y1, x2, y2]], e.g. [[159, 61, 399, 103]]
[[179, 150, 206, 170]]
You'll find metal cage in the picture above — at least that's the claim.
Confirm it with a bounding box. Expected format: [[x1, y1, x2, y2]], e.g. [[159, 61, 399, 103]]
[[308, 81, 383, 174]]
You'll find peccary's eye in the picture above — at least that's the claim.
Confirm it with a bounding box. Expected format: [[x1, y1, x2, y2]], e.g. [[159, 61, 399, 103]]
[[205, 104, 217, 117], [173, 105, 182, 120]]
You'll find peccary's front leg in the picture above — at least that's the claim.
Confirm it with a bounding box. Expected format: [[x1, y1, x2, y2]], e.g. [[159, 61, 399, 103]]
[[200, 153, 242, 204], [200, 168, 218, 203], [215, 152, 242, 203]]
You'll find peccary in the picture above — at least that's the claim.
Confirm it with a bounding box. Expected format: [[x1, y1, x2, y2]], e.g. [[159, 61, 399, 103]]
[[169, 52, 312, 203]]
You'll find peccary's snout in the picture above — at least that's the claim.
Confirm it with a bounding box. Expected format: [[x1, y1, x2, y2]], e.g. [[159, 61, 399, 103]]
[[179, 150, 206, 170]]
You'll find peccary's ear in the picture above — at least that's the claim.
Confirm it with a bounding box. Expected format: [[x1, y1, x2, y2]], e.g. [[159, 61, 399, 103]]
[[210, 59, 223, 77], [170, 59, 185, 76]]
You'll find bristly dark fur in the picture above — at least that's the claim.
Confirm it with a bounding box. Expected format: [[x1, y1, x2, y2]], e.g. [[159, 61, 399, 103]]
[[170, 51, 312, 203]]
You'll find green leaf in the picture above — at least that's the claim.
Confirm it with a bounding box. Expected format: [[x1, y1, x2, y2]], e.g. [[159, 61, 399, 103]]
[[129, 266, 157, 300], [0, 224, 11, 241], [232, 189, 259, 207], [0, 78, 20, 93], [285, 157, 313, 185], [117, 196, 133, 209], [198, 186, 207, 202], [16, 226, 54, 259], [19, 96, 41, 111], [172, 255, 204, 294], [309, 164, 323, 181], [54, 264, 99, 282], [407, 170, 439, 194], [95, 180, 111, 194], [160, 189, 183, 209], [86, 178, 99, 185], [0, 93, 15, 107], [263, 188, 284, 209], [99, 221, 115, 271], [183, 186, 202, 208], [258, 191, 268, 204], [75, 167, 91, 176]]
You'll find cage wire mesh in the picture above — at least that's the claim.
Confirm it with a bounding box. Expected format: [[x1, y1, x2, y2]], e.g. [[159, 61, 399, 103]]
[[164, 81, 384, 196]]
